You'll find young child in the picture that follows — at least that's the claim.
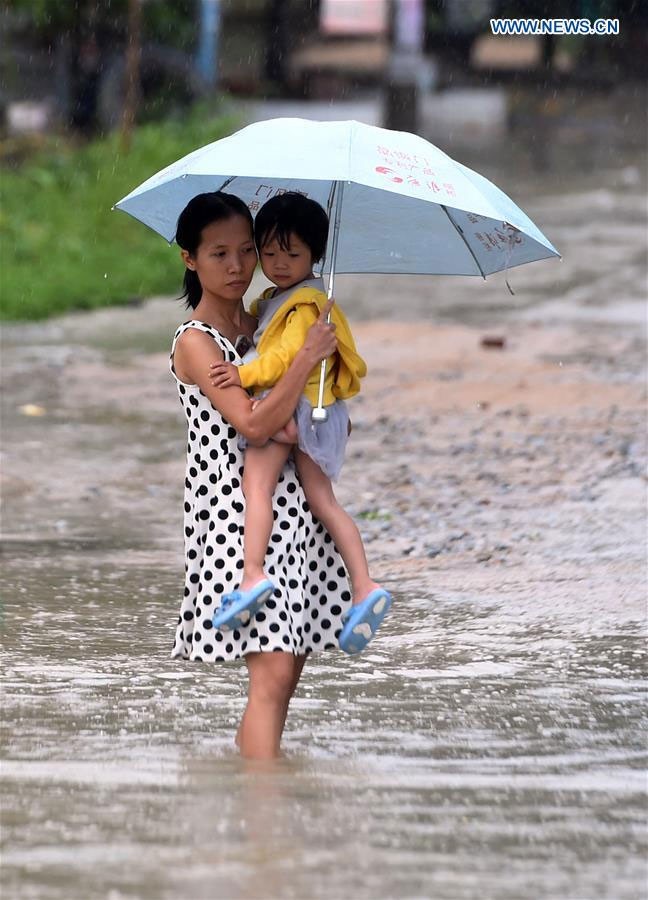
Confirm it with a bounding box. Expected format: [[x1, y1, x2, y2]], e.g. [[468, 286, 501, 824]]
[[210, 192, 392, 654]]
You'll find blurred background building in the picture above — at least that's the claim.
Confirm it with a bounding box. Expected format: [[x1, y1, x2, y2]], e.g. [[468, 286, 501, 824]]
[[1, 0, 646, 138]]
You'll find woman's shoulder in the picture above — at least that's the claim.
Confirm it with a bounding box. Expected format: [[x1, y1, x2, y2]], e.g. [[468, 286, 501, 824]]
[[172, 320, 230, 356], [176, 318, 214, 333], [174, 319, 224, 342]]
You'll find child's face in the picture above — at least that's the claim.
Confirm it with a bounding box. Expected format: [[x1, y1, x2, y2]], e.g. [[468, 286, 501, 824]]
[[259, 232, 314, 290], [181, 215, 257, 302]]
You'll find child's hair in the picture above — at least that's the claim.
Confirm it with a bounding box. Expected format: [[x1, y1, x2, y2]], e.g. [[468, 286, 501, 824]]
[[175, 191, 253, 309], [254, 192, 329, 264]]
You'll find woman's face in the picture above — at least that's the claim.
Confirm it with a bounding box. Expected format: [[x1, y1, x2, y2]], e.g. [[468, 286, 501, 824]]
[[182, 214, 257, 301]]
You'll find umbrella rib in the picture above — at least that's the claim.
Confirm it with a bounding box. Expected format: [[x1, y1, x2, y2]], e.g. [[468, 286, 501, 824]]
[[440, 205, 486, 280], [319, 180, 339, 275], [216, 176, 236, 192]]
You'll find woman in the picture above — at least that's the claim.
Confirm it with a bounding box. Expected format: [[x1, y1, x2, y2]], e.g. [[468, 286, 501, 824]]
[[169, 191, 347, 760]]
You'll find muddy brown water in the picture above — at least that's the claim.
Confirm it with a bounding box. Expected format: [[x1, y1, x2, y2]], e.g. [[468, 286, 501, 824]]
[[1, 123, 647, 899]]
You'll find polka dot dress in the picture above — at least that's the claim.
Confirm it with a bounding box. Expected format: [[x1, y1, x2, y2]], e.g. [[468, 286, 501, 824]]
[[170, 321, 352, 662]]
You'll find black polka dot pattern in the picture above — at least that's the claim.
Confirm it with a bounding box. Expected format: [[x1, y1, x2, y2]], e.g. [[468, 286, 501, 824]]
[[170, 321, 351, 662]]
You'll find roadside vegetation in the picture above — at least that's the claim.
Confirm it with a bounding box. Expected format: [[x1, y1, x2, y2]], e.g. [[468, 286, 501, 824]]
[[0, 107, 239, 320]]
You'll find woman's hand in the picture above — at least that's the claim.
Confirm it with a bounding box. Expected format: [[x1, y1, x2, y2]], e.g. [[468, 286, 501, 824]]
[[271, 417, 299, 445], [210, 361, 242, 388], [301, 298, 337, 365]]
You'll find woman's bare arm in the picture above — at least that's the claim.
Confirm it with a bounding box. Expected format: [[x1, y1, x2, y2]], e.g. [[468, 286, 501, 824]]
[[174, 300, 336, 445]]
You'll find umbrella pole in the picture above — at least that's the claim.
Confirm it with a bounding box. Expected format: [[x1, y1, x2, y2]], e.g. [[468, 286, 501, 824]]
[[312, 180, 344, 424]]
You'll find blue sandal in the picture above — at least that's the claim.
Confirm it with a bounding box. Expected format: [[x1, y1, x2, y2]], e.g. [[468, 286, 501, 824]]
[[211, 578, 275, 631], [338, 588, 393, 655]]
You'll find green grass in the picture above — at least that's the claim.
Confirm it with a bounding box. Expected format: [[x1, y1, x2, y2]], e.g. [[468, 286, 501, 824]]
[[0, 107, 241, 320], [357, 509, 392, 521]]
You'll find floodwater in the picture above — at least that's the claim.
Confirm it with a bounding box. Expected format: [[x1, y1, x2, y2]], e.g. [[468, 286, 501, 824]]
[[2, 96, 647, 899], [2, 557, 646, 900]]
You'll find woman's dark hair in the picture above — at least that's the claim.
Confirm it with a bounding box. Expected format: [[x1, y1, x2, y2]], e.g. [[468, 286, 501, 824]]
[[254, 192, 329, 263], [175, 191, 253, 309]]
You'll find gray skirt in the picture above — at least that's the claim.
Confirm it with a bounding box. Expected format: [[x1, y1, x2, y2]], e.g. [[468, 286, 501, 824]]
[[295, 396, 349, 481], [239, 394, 349, 481]]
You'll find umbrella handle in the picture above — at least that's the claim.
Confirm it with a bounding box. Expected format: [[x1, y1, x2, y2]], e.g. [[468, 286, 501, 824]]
[[311, 313, 331, 423], [311, 181, 344, 425]]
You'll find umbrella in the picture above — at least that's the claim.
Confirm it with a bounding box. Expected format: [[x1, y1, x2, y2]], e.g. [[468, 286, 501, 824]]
[[115, 117, 560, 418]]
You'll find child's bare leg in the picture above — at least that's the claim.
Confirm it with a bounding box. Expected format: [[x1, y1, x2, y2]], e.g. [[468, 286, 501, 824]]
[[295, 449, 379, 605], [241, 442, 292, 591]]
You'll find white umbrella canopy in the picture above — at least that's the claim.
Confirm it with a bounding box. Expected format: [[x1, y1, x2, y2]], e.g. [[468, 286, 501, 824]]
[[114, 117, 560, 278]]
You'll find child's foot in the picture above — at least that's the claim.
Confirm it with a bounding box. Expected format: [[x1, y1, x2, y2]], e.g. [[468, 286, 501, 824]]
[[237, 570, 271, 593], [351, 579, 381, 607], [212, 577, 275, 631], [338, 588, 392, 655]]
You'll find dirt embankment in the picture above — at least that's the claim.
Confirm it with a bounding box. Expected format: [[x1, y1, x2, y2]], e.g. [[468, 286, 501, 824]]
[[2, 302, 644, 628]]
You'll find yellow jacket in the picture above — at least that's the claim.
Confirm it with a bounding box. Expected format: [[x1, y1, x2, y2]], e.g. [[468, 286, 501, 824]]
[[239, 286, 367, 405]]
